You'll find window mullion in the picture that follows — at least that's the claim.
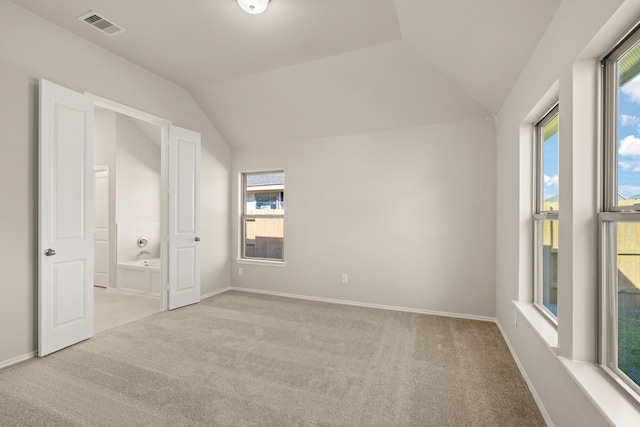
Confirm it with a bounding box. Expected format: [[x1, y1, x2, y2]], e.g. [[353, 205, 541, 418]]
[[534, 212, 559, 220], [600, 212, 640, 222]]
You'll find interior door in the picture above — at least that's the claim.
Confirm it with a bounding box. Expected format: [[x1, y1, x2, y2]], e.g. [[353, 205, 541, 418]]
[[39, 79, 94, 357], [168, 126, 201, 310], [94, 166, 109, 287]]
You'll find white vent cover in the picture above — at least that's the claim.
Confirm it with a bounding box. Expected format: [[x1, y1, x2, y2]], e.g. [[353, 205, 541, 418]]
[[78, 11, 125, 36]]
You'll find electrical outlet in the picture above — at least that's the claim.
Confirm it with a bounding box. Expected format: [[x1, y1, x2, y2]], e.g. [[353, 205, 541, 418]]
[[238, 267, 243, 276], [341, 273, 348, 284]]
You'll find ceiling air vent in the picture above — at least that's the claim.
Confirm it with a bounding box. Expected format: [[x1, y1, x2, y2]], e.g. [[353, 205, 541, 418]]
[[78, 11, 125, 36]]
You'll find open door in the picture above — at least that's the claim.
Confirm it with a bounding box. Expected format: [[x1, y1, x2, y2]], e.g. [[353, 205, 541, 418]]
[[39, 79, 94, 357], [168, 126, 201, 310]]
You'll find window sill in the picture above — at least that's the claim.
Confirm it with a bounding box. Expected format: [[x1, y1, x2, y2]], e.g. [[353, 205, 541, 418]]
[[512, 300, 558, 355], [513, 301, 640, 425], [559, 358, 640, 426], [235, 258, 286, 267]]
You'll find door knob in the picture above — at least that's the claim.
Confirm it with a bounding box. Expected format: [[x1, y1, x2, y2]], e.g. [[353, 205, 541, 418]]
[[44, 248, 56, 256], [195, 237, 200, 242]]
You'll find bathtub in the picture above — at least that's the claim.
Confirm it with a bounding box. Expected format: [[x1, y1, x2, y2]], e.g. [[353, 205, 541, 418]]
[[116, 258, 161, 297]]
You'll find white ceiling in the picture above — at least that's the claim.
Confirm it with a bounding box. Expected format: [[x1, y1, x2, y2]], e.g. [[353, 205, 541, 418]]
[[10, 0, 561, 147]]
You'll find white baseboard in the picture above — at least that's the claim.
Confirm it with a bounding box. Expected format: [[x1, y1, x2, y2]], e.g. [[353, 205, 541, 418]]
[[201, 287, 231, 300], [229, 286, 496, 322], [495, 320, 554, 427], [0, 288, 230, 369], [0, 351, 36, 370]]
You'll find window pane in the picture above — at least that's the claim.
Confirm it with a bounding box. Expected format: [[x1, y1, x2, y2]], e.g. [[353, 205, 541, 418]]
[[617, 222, 640, 387], [541, 114, 559, 211], [244, 217, 283, 260], [540, 219, 559, 316], [245, 172, 284, 214], [618, 42, 640, 202]]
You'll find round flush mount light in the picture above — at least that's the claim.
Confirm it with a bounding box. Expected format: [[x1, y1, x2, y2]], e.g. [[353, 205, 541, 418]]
[[236, 0, 270, 14]]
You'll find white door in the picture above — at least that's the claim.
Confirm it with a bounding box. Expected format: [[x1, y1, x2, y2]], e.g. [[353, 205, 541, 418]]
[[168, 126, 201, 310], [39, 79, 94, 357], [94, 166, 109, 287]]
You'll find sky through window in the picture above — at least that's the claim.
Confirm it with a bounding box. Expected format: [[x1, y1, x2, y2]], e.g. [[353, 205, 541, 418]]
[[618, 73, 640, 198]]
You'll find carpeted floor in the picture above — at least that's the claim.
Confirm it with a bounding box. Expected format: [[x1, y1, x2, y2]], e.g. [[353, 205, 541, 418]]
[[0, 291, 545, 426]]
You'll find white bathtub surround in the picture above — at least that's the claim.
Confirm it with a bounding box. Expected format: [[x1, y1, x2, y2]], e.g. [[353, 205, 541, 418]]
[[116, 222, 161, 262], [140, 258, 161, 268], [116, 258, 161, 297]]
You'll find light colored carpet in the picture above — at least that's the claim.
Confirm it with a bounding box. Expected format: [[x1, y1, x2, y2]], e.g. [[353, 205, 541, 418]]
[[0, 291, 544, 426]]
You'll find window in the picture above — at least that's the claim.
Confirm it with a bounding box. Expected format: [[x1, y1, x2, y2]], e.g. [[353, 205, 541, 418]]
[[241, 171, 284, 261], [601, 26, 640, 397], [534, 105, 559, 320]]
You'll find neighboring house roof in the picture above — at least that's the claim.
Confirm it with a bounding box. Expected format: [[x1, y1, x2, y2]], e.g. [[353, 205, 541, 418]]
[[543, 114, 558, 142], [247, 172, 284, 187], [620, 41, 640, 87]]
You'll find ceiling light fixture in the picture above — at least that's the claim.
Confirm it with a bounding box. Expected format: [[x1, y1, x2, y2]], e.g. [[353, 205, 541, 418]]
[[236, 0, 270, 15]]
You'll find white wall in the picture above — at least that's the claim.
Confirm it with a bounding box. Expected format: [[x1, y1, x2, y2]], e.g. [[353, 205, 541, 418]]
[[115, 114, 161, 264], [496, 0, 640, 424], [0, 0, 231, 366], [231, 117, 497, 319], [115, 115, 161, 224]]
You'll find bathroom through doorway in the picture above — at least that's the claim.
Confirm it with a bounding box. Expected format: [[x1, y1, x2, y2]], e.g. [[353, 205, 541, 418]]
[[93, 106, 164, 332]]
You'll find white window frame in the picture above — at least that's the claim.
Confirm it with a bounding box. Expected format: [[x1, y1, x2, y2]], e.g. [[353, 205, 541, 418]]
[[533, 104, 560, 323], [600, 23, 640, 401], [240, 170, 285, 262]]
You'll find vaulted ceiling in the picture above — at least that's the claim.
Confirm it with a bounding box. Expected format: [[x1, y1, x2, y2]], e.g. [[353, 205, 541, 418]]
[[9, 0, 561, 147]]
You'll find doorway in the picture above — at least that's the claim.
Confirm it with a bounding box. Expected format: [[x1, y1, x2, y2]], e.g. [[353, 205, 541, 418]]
[[93, 106, 164, 332], [39, 79, 202, 356]]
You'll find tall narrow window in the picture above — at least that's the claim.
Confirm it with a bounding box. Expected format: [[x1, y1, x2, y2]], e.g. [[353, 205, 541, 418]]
[[241, 171, 284, 261], [534, 105, 559, 319], [602, 25, 640, 396]]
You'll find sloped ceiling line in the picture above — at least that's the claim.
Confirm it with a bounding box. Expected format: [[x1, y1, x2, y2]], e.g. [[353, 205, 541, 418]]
[[8, 0, 561, 146]]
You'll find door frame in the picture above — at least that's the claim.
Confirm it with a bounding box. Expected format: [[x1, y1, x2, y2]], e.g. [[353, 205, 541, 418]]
[[93, 165, 110, 287], [88, 92, 170, 311]]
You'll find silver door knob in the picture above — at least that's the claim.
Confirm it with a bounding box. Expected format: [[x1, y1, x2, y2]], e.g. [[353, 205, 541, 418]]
[[194, 237, 200, 242], [44, 249, 56, 256]]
